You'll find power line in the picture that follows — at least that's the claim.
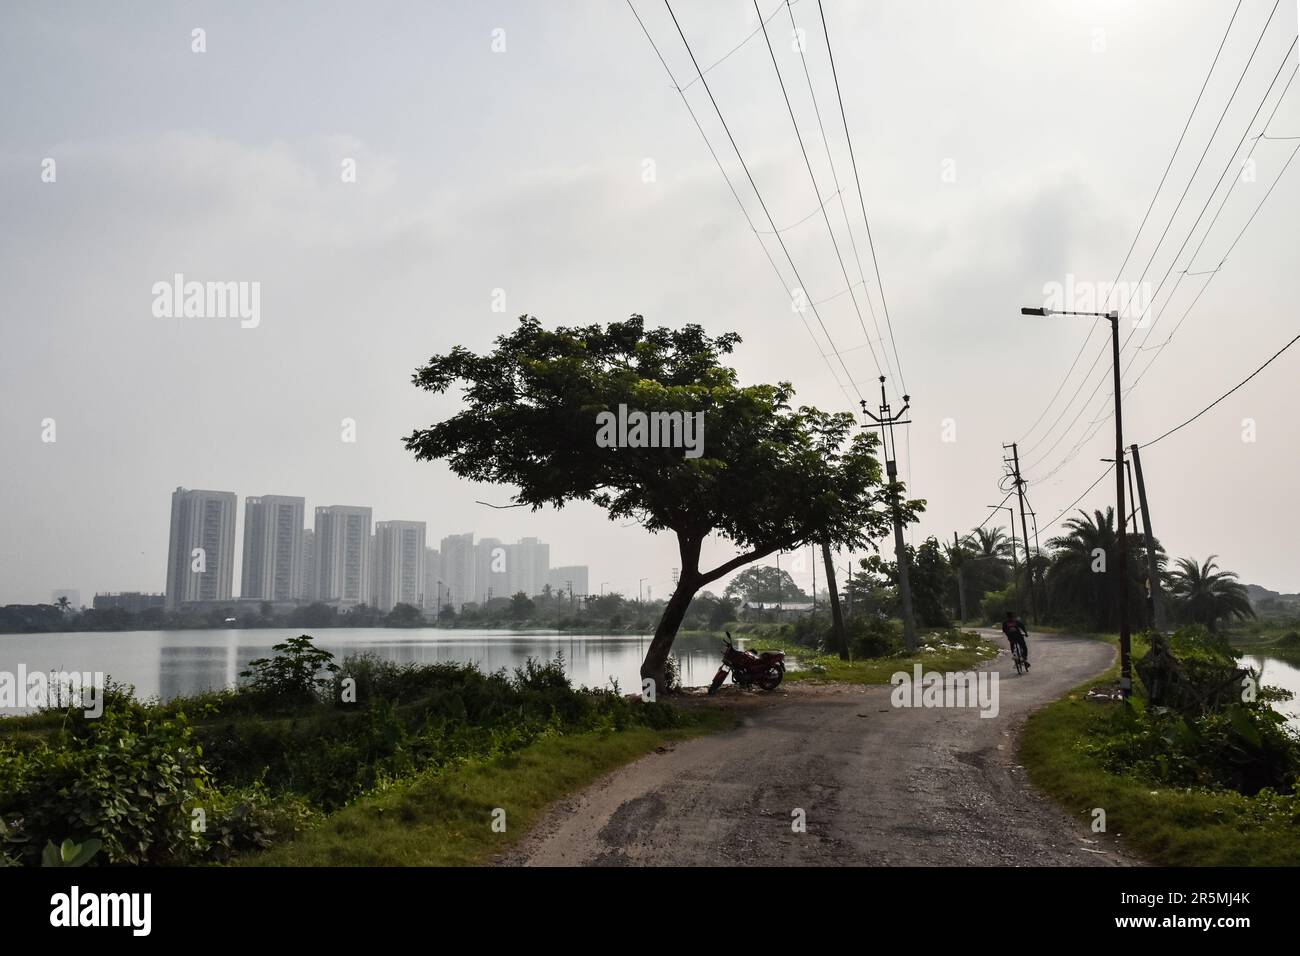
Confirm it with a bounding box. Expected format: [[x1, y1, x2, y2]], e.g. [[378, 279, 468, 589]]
[[752, 0, 886, 381], [626, 0, 858, 402], [678, 0, 794, 92], [1020, 0, 1280, 462], [1015, 0, 1246, 449], [1041, 468, 1111, 532], [661, 0, 869, 403], [1139, 330, 1300, 450], [782, 0, 895, 387], [1025, 32, 1299, 479], [816, 0, 907, 397]]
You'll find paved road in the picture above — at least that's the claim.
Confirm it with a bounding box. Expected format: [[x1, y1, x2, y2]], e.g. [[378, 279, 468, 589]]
[[499, 630, 1136, 866]]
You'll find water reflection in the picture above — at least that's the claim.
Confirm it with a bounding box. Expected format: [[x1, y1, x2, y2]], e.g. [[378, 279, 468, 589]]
[[0, 628, 731, 706]]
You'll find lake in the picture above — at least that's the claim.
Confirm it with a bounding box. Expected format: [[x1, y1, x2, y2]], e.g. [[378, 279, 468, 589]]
[[0, 627, 732, 707]]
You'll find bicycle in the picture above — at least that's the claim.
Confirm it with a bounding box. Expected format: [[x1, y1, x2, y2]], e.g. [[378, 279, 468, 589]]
[[1011, 642, 1028, 675]]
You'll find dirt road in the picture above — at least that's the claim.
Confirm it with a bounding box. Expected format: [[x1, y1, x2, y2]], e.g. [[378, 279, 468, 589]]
[[499, 630, 1136, 866]]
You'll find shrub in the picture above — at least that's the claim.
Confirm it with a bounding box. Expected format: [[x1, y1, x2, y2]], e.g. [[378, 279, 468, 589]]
[[241, 634, 340, 706]]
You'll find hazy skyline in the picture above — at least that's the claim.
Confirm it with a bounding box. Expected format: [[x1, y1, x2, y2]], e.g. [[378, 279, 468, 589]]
[[3, 0, 1299, 606]]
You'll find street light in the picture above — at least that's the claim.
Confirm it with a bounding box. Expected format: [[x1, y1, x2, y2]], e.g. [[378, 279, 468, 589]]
[[1022, 304, 1132, 699]]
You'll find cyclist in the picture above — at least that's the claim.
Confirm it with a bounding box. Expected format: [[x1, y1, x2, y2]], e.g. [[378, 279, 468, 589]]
[[1002, 611, 1030, 670]]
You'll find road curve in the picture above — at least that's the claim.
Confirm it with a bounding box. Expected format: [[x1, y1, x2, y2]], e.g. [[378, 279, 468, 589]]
[[498, 630, 1137, 866]]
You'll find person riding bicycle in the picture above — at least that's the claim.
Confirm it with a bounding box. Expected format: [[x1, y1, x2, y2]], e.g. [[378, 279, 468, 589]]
[[1002, 611, 1030, 670]]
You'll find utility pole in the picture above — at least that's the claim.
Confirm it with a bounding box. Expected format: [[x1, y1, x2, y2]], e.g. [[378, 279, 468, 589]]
[[1027, 508, 1044, 619], [1130, 444, 1166, 632], [862, 377, 917, 652], [821, 542, 848, 660], [953, 531, 968, 627], [1023, 305, 1131, 700], [987, 503, 1020, 612], [1003, 443, 1037, 623]]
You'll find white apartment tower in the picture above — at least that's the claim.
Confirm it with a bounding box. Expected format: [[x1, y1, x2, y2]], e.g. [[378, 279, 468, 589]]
[[241, 495, 305, 601], [313, 506, 372, 605], [475, 537, 509, 604], [508, 537, 550, 598], [165, 487, 237, 609], [439, 532, 476, 610], [374, 521, 427, 613]]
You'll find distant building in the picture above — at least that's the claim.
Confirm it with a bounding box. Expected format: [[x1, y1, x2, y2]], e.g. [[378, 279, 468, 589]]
[[240, 495, 305, 601], [313, 506, 372, 605], [50, 589, 81, 609], [300, 529, 316, 601], [165, 487, 237, 610], [508, 537, 549, 598], [93, 592, 166, 614], [424, 546, 440, 609], [547, 566, 589, 600], [475, 537, 508, 604], [439, 533, 476, 610], [374, 521, 426, 613]]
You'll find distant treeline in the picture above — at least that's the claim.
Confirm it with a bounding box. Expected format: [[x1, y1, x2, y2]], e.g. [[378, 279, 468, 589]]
[[0, 589, 741, 635]]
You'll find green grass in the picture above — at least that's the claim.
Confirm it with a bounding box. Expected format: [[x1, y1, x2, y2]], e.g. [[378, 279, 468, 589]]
[[1020, 633, 1300, 866], [739, 629, 998, 685], [241, 712, 734, 866]]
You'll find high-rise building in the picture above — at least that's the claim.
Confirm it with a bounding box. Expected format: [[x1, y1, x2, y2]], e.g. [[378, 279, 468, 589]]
[[166, 487, 237, 609], [374, 521, 426, 613], [424, 546, 440, 610], [508, 537, 549, 598], [300, 529, 315, 601], [240, 495, 305, 601], [547, 566, 589, 599], [476, 537, 508, 604], [439, 533, 476, 610], [313, 506, 372, 605]]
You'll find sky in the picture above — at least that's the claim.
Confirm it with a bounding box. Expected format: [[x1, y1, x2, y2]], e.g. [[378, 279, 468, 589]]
[[2, 0, 1298, 605]]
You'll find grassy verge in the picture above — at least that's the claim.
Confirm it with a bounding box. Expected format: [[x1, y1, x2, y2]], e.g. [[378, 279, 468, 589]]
[[1021, 632, 1300, 866], [244, 712, 733, 866], [738, 627, 998, 684]]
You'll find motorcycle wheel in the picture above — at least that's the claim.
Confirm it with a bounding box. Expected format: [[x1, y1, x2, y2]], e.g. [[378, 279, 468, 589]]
[[758, 662, 785, 691]]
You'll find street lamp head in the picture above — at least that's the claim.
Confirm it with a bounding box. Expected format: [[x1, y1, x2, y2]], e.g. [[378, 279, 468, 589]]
[[1021, 306, 1051, 317]]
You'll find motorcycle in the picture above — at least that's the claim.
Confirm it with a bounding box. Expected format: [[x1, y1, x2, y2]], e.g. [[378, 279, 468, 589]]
[[707, 632, 785, 694]]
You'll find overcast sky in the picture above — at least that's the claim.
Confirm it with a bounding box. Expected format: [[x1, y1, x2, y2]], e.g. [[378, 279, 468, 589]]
[[2, 0, 1298, 606]]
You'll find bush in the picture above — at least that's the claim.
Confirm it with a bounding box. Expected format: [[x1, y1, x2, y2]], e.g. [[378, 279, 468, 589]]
[[0, 706, 207, 865], [241, 634, 340, 706], [846, 615, 902, 658]]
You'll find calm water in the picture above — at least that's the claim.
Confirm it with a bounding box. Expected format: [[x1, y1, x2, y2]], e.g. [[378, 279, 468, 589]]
[[1242, 654, 1300, 728], [0, 628, 731, 705]]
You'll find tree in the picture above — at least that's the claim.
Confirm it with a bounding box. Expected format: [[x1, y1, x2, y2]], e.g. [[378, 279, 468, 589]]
[[1168, 556, 1255, 634], [723, 565, 809, 604], [1045, 508, 1157, 630], [861, 538, 952, 628], [385, 602, 423, 627], [405, 315, 916, 690], [509, 592, 536, 618]]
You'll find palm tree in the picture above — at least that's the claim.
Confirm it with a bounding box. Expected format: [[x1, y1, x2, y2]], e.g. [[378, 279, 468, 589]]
[[1167, 556, 1255, 633], [972, 527, 1011, 560], [1045, 508, 1155, 630]]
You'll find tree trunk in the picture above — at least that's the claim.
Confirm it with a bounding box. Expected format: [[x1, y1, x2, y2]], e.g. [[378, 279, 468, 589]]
[[638, 531, 791, 693], [639, 574, 701, 695], [821, 541, 848, 660]]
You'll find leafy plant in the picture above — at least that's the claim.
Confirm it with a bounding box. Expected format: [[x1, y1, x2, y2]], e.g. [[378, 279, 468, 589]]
[[41, 838, 102, 867], [241, 634, 340, 704]]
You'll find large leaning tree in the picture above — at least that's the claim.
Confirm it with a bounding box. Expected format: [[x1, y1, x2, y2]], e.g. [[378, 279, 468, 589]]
[[404, 315, 920, 691]]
